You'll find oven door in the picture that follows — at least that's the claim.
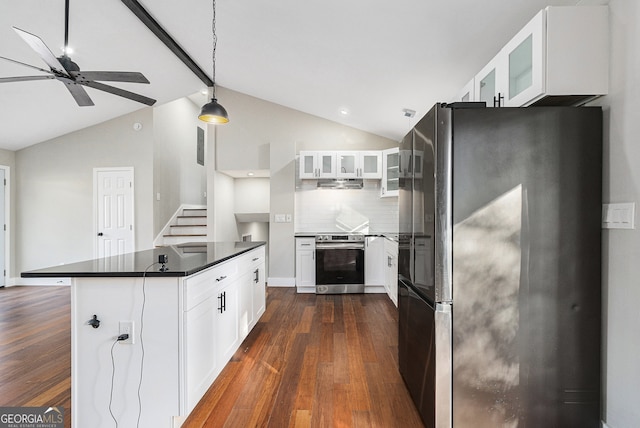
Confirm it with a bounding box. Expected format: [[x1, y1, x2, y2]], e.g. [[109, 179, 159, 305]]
[[315, 243, 365, 293]]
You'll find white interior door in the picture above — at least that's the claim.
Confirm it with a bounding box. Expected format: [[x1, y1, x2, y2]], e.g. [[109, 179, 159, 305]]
[[94, 168, 134, 258]]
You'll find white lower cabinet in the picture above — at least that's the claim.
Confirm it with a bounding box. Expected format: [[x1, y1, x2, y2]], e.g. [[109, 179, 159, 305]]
[[365, 236, 385, 291], [182, 246, 265, 414], [215, 278, 240, 367], [384, 239, 399, 307], [295, 238, 316, 292], [184, 294, 219, 411], [252, 263, 266, 324]]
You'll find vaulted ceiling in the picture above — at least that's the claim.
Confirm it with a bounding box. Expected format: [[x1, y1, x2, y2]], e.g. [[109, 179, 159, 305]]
[[0, 0, 581, 151]]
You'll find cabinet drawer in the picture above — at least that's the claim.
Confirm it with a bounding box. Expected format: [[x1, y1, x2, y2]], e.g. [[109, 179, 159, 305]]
[[244, 246, 265, 270], [183, 260, 238, 311], [296, 238, 315, 250]]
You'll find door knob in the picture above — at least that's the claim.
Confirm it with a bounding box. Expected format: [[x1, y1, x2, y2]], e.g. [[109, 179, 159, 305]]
[[97, 232, 103, 236]]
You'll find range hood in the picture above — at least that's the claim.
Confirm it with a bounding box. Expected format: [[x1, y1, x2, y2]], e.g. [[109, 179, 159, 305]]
[[317, 179, 363, 189]]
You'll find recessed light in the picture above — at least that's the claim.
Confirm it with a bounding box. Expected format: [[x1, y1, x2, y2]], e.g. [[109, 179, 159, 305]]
[[340, 108, 349, 116], [247, 172, 255, 177]]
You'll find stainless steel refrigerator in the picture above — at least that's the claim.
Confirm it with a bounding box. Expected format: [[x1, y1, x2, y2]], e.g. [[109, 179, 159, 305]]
[[398, 103, 602, 427]]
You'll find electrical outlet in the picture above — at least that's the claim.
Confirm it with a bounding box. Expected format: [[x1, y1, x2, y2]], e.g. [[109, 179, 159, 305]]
[[119, 321, 134, 344]]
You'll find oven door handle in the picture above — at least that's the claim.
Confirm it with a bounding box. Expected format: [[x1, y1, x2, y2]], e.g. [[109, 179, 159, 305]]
[[315, 243, 364, 250]]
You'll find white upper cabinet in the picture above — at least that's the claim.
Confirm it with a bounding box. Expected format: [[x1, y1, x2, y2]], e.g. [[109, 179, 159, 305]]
[[381, 148, 399, 198], [470, 6, 608, 107], [455, 78, 476, 103], [299, 151, 336, 179], [336, 151, 383, 179]]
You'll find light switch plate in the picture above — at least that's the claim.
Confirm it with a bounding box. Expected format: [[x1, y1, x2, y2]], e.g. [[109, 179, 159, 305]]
[[602, 203, 635, 229], [274, 214, 286, 223]]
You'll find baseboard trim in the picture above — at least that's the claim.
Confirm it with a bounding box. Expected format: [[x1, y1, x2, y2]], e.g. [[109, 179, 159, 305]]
[[267, 277, 295, 287], [11, 276, 71, 286]]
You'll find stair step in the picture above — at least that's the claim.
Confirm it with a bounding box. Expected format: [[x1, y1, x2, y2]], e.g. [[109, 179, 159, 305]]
[[176, 216, 206, 226], [182, 208, 207, 217], [163, 234, 207, 245]]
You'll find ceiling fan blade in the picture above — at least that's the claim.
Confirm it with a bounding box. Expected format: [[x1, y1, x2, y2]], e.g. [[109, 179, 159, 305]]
[[0, 75, 55, 83], [70, 71, 150, 84], [80, 80, 156, 106], [0, 55, 53, 75], [57, 79, 94, 106], [12, 27, 69, 76]]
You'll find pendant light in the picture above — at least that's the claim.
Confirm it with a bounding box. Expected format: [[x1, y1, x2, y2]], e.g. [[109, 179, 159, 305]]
[[199, 0, 229, 124]]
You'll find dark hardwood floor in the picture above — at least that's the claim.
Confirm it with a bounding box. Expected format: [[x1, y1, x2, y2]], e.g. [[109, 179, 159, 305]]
[[0, 286, 71, 428], [183, 288, 424, 428], [0, 286, 423, 428]]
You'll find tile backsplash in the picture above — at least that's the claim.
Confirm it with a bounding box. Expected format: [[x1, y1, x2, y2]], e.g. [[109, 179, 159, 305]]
[[295, 179, 398, 234]]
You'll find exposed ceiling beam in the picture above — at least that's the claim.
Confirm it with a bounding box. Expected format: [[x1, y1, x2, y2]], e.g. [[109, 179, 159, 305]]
[[121, 0, 213, 87]]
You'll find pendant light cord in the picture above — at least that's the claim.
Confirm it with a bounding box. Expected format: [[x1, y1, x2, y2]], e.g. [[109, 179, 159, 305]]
[[211, 0, 217, 100], [64, 0, 70, 55]]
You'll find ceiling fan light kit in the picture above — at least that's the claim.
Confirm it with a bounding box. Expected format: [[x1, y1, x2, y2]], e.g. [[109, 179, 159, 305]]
[[199, 0, 229, 124], [0, 0, 156, 107]]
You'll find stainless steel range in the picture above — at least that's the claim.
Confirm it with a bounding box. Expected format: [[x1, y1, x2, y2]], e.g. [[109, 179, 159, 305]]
[[315, 234, 365, 294]]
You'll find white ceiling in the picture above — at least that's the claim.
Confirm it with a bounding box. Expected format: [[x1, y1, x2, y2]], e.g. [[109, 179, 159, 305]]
[[0, 0, 581, 151]]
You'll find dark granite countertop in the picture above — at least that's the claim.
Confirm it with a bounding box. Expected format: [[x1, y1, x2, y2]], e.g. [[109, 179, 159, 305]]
[[21, 241, 266, 278]]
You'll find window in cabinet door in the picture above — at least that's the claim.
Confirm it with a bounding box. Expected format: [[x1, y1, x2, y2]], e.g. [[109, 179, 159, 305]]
[[509, 34, 533, 100], [479, 69, 496, 106]]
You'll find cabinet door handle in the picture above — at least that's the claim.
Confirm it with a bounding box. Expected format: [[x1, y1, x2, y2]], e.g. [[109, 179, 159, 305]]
[[252, 257, 259, 262], [388, 256, 392, 267], [217, 293, 224, 313], [222, 291, 226, 312], [254, 268, 259, 283], [216, 275, 227, 282]]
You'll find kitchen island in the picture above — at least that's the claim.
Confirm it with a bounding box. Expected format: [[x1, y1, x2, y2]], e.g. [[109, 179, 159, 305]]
[[22, 241, 266, 428]]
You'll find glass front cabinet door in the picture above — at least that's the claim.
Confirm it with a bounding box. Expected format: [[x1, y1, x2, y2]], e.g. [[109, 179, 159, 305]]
[[299, 151, 336, 179], [474, 9, 544, 107], [337, 151, 382, 179], [381, 148, 399, 198], [503, 9, 545, 106]]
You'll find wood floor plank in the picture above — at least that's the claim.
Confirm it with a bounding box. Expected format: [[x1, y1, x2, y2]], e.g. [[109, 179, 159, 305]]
[[311, 362, 334, 427]]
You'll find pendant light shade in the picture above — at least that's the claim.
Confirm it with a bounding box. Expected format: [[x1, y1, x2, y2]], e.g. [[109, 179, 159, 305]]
[[199, 97, 229, 123], [199, 0, 229, 124]]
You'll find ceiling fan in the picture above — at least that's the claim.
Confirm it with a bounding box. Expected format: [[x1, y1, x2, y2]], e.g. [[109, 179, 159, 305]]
[[0, 0, 156, 106]]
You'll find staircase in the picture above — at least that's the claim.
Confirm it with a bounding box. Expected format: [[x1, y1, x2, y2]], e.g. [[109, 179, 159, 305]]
[[162, 207, 208, 246]]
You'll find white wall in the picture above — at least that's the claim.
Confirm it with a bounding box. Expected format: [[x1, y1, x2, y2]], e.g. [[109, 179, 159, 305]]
[[153, 97, 206, 237], [15, 108, 154, 273], [234, 178, 270, 213], [583, 0, 640, 426]]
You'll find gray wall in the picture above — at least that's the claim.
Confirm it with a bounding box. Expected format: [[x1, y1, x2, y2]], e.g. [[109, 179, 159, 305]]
[[152, 97, 206, 237], [15, 108, 154, 273], [584, 0, 640, 427]]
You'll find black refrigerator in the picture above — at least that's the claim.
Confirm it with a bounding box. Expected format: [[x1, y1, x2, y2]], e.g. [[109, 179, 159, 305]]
[[398, 103, 602, 427]]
